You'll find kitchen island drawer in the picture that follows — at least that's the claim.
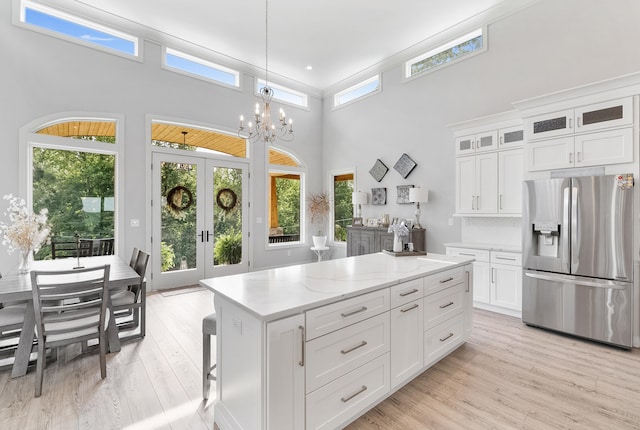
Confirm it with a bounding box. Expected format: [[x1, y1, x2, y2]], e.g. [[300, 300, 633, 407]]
[[306, 353, 390, 430], [424, 267, 464, 296], [306, 312, 389, 393], [423, 283, 464, 330], [390, 278, 424, 308], [306, 288, 390, 340], [424, 314, 464, 368]]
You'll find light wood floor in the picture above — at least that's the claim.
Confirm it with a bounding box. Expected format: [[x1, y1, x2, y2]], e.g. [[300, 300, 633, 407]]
[[2, 288, 640, 429]]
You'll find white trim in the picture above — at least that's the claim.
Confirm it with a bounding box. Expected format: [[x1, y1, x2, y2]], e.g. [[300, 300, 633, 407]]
[[162, 46, 241, 90], [15, 0, 142, 62]]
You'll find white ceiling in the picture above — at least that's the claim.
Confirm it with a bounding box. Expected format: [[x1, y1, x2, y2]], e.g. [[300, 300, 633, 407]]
[[63, 0, 524, 90]]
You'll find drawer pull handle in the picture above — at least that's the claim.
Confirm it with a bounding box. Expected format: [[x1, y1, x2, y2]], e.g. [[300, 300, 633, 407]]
[[341, 306, 368, 318], [341, 340, 368, 355], [458, 253, 475, 257], [440, 332, 454, 342], [399, 288, 419, 297], [439, 301, 454, 309], [495, 256, 517, 261], [341, 385, 368, 403], [298, 325, 305, 367], [439, 277, 454, 284], [400, 303, 419, 313]]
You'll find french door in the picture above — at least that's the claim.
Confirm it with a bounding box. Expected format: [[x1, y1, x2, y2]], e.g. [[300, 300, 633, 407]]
[[152, 152, 249, 290]]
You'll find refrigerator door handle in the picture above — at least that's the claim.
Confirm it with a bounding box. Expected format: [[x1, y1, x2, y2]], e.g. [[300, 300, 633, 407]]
[[561, 187, 570, 272], [571, 185, 579, 270], [524, 271, 628, 290]]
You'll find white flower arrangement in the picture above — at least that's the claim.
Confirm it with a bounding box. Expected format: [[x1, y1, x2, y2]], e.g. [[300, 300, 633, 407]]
[[0, 194, 50, 254]]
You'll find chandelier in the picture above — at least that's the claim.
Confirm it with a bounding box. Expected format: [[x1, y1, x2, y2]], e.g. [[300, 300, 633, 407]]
[[238, 0, 294, 143]]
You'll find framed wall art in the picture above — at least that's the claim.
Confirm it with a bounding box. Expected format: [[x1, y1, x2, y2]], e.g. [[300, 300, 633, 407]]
[[393, 153, 417, 179], [371, 187, 387, 205], [369, 159, 389, 182], [396, 184, 414, 204]]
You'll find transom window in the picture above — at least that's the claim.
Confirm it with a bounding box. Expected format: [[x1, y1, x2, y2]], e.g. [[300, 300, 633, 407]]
[[334, 75, 381, 108], [164, 48, 240, 88], [405, 28, 485, 79], [257, 79, 308, 109], [19, 0, 139, 58]]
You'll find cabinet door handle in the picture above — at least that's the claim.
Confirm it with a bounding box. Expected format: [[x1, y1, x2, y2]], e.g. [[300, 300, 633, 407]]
[[298, 325, 305, 367], [471, 140, 475, 150], [401, 303, 419, 313], [465, 269, 470, 293], [569, 118, 573, 129], [499, 194, 503, 210], [491, 268, 496, 283], [439, 277, 454, 284], [341, 306, 367, 318], [439, 301, 454, 309], [471, 196, 475, 210], [476, 195, 480, 210], [577, 151, 582, 163], [399, 288, 419, 297], [577, 117, 581, 128], [341, 340, 368, 355], [341, 385, 368, 403], [440, 332, 454, 342], [499, 135, 503, 145], [569, 152, 574, 164]]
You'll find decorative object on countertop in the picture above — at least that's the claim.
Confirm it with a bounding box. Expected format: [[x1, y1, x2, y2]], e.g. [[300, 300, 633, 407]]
[[369, 159, 389, 182], [351, 191, 367, 218], [396, 184, 414, 204], [351, 217, 363, 227], [388, 220, 409, 252], [393, 153, 417, 178], [382, 249, 426, 257], [408, 187, 429, 229], [381, 214, 390, 227], [307, 191, 330, 247], [371, 187, 387, 205], [0, 195, 50, 273]]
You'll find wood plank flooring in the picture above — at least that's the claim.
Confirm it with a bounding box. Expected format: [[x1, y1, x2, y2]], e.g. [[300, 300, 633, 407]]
[[1, 288, 640, 429]]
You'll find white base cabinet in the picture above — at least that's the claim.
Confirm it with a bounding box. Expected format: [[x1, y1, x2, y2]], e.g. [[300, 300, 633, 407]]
[[447, 246, 522, 317], [213, 262, 473, 430]]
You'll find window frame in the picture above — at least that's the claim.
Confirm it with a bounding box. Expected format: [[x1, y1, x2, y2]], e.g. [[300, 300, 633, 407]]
[[19, 114, 125, 258], [266, 147, 307, 250], [15, 0, 141, 61], [162, 47, 241, 90], [328, 168, 355, 246], [333, 75, 381, 109], [404, 27, 486, 81], [256, 79, 309, 110]]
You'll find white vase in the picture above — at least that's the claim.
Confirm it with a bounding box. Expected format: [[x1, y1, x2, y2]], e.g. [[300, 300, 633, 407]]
[[393, 234, 403, 252], [19, 249, 33, 273], [312, 235, 327, 248]]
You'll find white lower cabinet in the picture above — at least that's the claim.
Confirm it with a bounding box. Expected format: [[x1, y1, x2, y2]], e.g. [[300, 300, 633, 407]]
[[424, 313, 465, 367], [447, 246, 522, 317], [390, 298, 423, 389], [267, 314, 306, 430]]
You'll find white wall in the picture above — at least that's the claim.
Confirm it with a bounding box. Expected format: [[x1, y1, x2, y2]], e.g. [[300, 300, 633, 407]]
[[322, 0, 640, 256], [0, 0, 323, 276]]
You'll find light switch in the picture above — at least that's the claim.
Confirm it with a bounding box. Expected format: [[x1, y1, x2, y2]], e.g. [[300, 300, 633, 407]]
[[130, 219, 140, 227]]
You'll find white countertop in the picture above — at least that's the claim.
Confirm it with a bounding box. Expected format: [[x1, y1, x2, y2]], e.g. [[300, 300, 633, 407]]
[[199, 252, 473, 321], [444, 242, 522, 253]]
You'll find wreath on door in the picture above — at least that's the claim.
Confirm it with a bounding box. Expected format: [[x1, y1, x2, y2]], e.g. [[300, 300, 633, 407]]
[[166, 185, 193, 219], [216, 188, 238, 212]]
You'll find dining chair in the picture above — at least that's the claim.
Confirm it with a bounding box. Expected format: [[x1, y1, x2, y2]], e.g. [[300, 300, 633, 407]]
[[0, 302, 30, 364], [51, 238, 94, 259], [30, 264, 111, 397], [110, 250, 149, 341]]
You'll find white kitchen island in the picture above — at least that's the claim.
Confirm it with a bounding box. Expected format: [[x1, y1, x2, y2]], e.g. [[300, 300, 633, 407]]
[[200, 252, 474, 430]]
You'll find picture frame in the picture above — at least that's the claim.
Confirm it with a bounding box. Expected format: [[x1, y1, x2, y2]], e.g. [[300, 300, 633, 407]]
[[393, 153, 417, 179], [396, 184, 414, 204], [371, 187, 387, 205], [369, 159, 389, 182], [366, 218, 379, 227], [352, 217, 363, 227]]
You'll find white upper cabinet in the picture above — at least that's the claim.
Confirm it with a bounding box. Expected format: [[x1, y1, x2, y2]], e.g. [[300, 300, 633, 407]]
[[526, 97, 633, 141], [455, 130, 498, 156], [498, 125, 524, 149]]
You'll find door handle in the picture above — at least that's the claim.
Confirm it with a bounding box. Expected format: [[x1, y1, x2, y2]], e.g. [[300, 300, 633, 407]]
[[206, 231, 212, 242], [198, 231, 205, 243], [298, 325, 305, 367]]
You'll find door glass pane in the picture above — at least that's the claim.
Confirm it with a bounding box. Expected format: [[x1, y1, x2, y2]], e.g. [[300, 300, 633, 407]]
[[213, 167, 243, 266], [333, 174, 354, 242], [32, 147, 115, 260], [161, 161, 197, 272], [479, 135, 493, 148], [268, 173, 301, 244]]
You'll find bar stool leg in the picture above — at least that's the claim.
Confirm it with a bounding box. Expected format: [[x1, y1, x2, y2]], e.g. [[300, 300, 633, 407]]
[[203, 331, 211, 400]]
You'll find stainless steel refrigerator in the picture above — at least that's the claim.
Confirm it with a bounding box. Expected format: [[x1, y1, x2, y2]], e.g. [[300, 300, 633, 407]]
[[522, 174, 634, 348]]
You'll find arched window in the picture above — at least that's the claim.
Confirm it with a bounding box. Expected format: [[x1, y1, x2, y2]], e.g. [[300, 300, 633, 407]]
[[267, 147, 305, 246], [22, 115, 123, 260]]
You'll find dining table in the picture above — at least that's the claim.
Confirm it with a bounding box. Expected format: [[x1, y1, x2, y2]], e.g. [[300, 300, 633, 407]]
[[0, 255, 141, 378]]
